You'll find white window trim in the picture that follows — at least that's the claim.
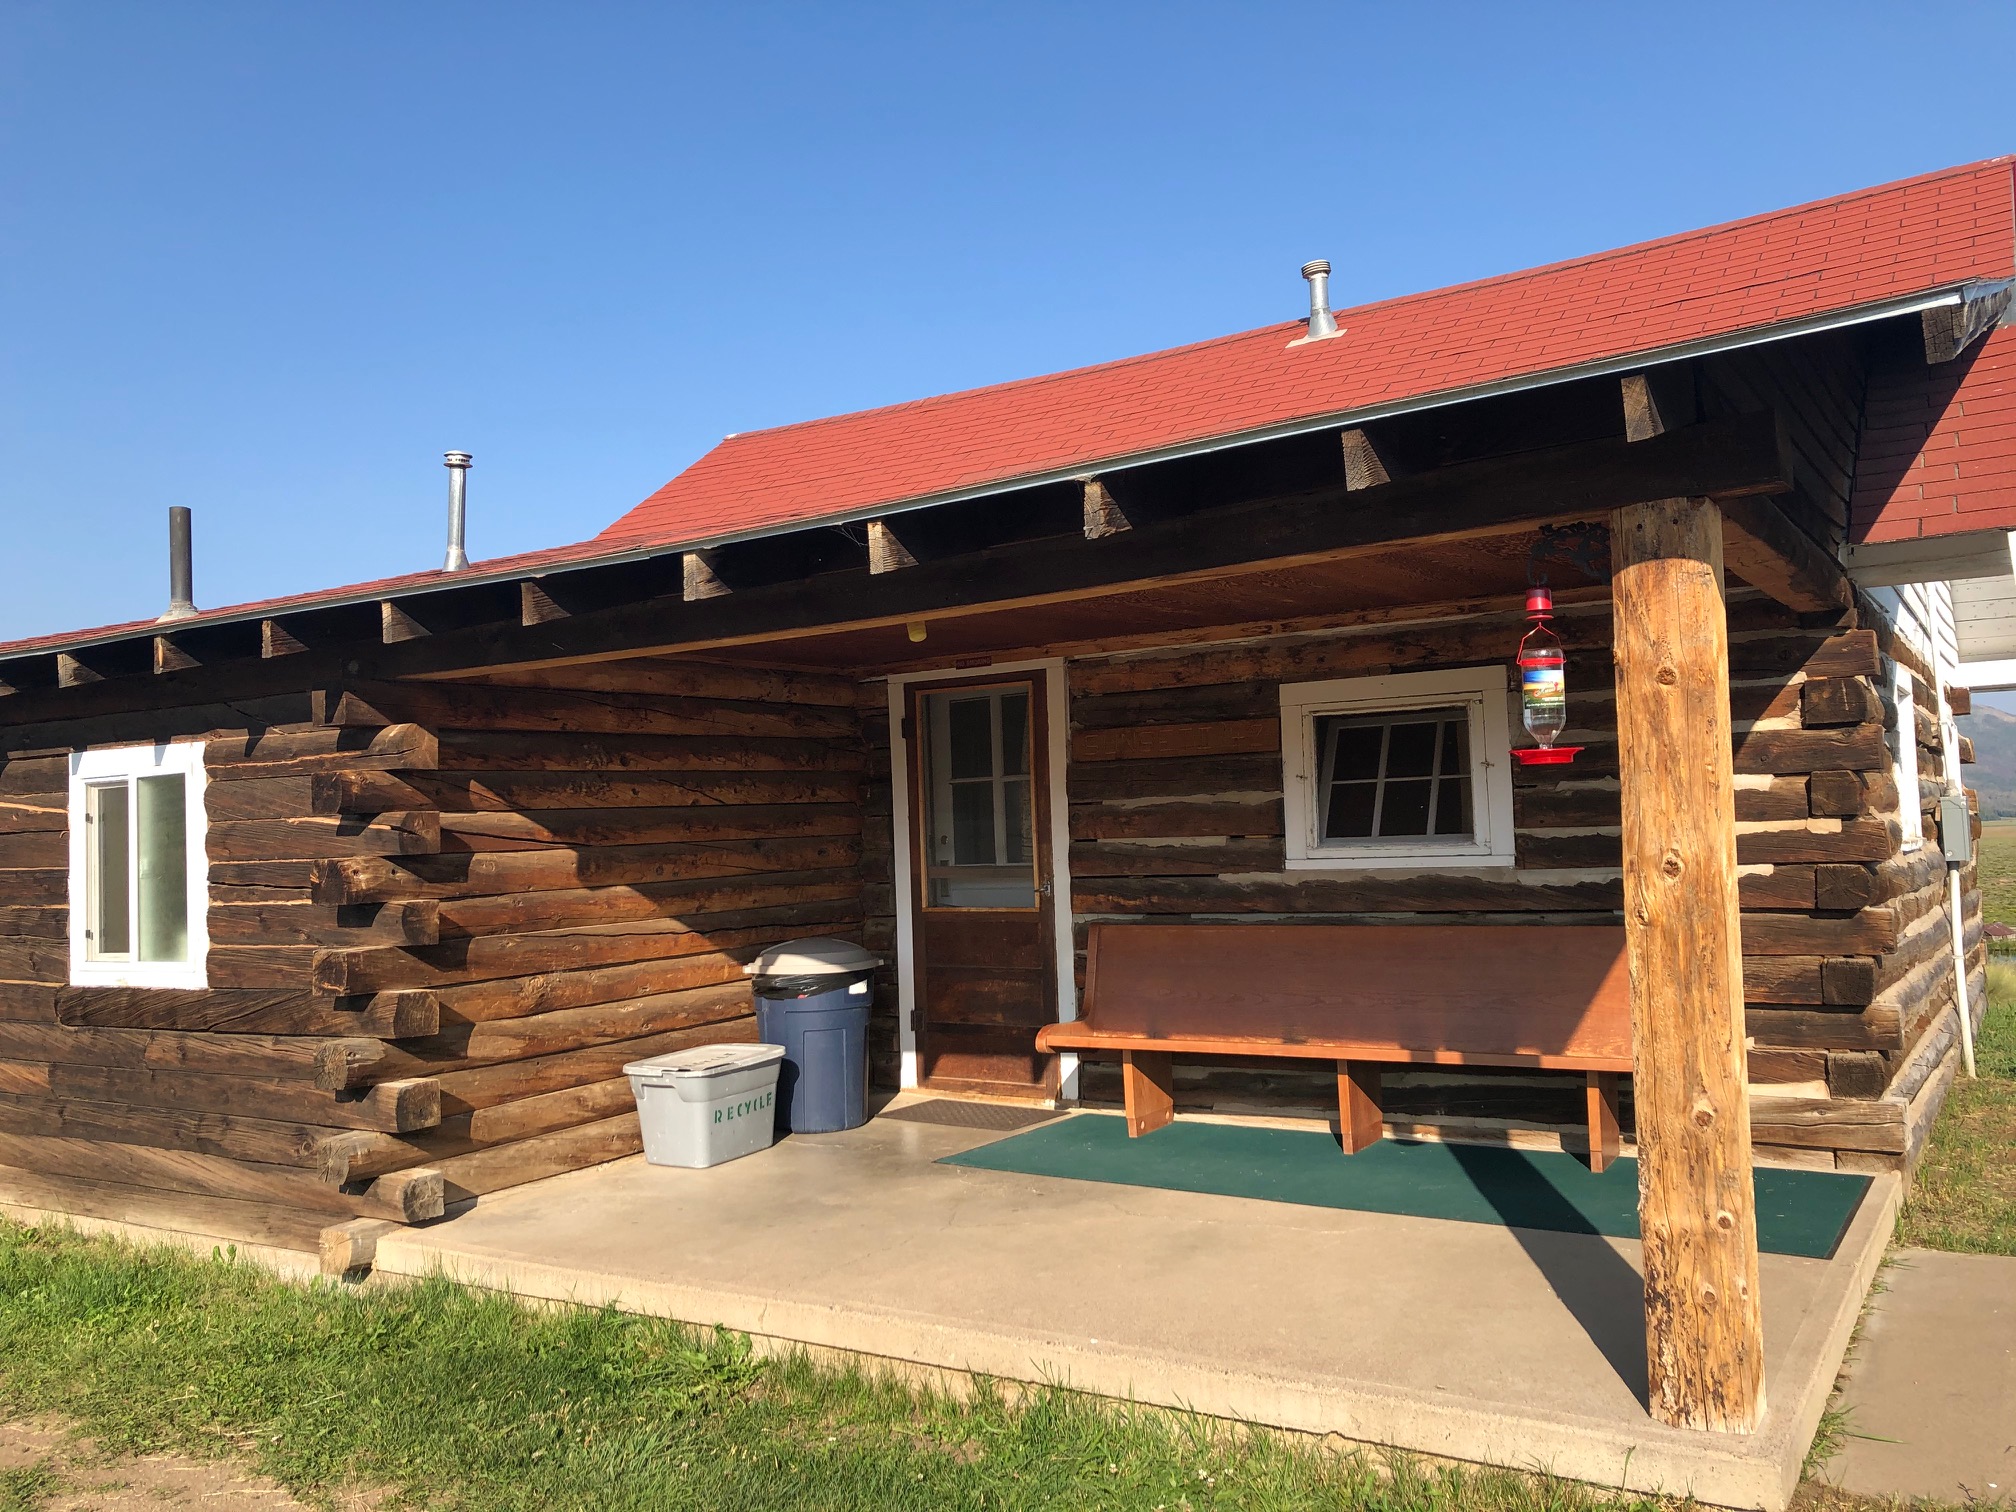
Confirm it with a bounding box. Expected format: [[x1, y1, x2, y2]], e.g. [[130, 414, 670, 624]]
[[67, 742, 209, 989], [1280, 666, 1516, 870]]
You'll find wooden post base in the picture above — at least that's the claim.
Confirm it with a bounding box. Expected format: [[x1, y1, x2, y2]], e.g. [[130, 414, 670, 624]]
[[1338, 1060, 1384, 1153], [1120, 1051, 1175, 1137], [1586, 1071, 1622, 1174]]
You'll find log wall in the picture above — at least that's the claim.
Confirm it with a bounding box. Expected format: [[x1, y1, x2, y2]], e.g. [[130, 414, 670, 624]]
[[1036, 583, 1979, 1171], [1, 709, 456, 1256], [0, 659, 868, 1259]]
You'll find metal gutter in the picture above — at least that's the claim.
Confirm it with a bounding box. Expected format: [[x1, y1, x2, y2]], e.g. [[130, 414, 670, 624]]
[[1, 285, 1963, 666]]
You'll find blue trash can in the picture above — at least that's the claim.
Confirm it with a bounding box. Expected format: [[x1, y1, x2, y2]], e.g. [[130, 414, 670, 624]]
[[746, 938, 880, 1134]]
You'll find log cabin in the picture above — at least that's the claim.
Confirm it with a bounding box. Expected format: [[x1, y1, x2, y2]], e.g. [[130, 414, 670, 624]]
[[2, 156, 2012, 1435]]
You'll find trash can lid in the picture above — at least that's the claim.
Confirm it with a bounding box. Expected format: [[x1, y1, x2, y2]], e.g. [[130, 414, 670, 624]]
[[624, 1043, 785, 1080], [742, 936, 881, 976]]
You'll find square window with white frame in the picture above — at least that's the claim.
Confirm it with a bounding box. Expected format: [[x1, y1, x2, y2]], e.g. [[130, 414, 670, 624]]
[[67, 742, 209, 988], [1280, 667, 1516, 869]]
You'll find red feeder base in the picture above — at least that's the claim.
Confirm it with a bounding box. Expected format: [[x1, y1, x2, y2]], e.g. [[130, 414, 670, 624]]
[[1512, 746, 1582, 766]]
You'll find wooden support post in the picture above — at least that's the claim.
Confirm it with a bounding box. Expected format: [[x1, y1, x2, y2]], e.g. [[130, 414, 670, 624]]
[[1119, 1050, 1175, 1137], [1339, 428, 1392, 491], [1612, 496, 1766, 1435], [1337, 1061, 1383, 1153], [682, 550, 730, 602], [867, 519, 918, 575], [1081, 477, 1130, 539], [1585, 1071, 1621, 1174]]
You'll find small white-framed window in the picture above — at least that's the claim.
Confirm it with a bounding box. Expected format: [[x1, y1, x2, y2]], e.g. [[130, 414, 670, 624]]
[[67, 742, 209, 988], [1280, 667, 1516, 870]]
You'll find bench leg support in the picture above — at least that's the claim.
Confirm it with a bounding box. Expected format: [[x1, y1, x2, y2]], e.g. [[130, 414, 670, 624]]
[[1121, 1051, 1175, 1138], [1586, 1071, 1622, 1174], [1338, 1061, 1383, 1154]]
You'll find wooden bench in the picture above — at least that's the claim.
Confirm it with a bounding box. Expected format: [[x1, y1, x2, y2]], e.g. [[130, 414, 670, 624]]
[[1035, 923, 1633, 1171]]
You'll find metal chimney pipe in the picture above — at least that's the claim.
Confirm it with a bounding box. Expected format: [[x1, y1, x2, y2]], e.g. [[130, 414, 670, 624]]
[[443, 451, 472, 572], [1301, 259, 1340, 341], [158, 506, 197, 621]]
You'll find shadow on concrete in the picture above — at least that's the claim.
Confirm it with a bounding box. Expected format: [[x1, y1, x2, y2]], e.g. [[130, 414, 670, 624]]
[[1445, 1140, 1650, 1407]]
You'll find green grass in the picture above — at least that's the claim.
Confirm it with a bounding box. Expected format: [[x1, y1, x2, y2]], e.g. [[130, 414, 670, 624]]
[[1896, 963, 2016, 1255], [0, 1464, 57, 1512], [1973, 820, 2016, 930], [0, 1221, 1684, 1512]]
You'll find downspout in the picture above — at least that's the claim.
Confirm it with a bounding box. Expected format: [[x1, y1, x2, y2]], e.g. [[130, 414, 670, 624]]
[[1932, 591, 1978, 1078], [1951, 867, 1978, 1078]]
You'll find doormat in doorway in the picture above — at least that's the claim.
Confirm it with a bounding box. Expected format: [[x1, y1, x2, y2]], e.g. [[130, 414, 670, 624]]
[[940, 1114, 1871, 1260], [880, 1099, 1061, 1132]]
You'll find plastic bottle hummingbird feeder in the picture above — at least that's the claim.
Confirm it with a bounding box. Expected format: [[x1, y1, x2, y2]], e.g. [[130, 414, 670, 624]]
[[1512, 586, 1580, 766]]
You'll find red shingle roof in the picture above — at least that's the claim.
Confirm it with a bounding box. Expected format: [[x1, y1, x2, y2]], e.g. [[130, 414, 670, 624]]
[[1853, 323, 2016, 543], [602, 156, 2015, 550], [5, 156, 2013, 660]]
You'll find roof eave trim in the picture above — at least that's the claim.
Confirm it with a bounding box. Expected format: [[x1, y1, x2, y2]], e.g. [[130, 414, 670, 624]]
[[0, 283, 1967, 667]]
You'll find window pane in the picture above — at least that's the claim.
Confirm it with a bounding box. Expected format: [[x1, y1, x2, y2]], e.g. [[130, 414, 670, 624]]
[[1323, 780, 1377, 839], [1329, 722, 1383, 782], [1437, 718, 1470, 776], [1379, 778, 1433, 836], [88, 783, 131, 957], [947, 698, 994, 781], [1384, 720, 1440, 779], [136, 774, 189, 963], [999, 692, 1029, 778], [1313, 705, 1477, 846], [1433, 776, 1471, 836], [1002, 777, 1031, 864], [950, 782, 996, 864]]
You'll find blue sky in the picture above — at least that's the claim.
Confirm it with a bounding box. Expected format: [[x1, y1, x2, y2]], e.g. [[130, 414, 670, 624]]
[[2, 2, 2013, 643]]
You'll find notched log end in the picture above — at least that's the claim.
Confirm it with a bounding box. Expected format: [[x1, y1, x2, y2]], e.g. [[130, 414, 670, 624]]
[[362, 1166, 444, 1223], [314, 1036, 388, 1091]]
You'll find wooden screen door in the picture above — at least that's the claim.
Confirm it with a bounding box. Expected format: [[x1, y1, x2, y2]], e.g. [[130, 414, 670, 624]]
[[905, 672, 1059, 1099]]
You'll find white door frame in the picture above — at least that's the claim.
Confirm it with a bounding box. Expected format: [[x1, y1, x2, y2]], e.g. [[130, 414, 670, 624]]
[[887, 657, 1079, 1097]]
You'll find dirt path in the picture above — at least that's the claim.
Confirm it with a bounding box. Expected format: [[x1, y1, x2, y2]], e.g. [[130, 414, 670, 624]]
[[0, 1418, 376, 1511]]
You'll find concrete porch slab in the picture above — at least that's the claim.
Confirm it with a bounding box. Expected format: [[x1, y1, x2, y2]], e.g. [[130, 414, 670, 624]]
[[372, 1112, 1898, 1510]]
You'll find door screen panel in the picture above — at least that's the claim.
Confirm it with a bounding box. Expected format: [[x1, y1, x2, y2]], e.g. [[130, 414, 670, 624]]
[[907, 673, 1058, 1099], [922, 686, 1035, 908]]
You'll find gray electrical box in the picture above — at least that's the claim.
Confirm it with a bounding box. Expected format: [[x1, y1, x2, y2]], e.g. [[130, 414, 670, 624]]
[[1938, 793, 1973, 866]]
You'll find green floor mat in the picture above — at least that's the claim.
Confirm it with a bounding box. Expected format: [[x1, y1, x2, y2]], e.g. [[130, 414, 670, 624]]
[[941, 1115, 1870, 1259]]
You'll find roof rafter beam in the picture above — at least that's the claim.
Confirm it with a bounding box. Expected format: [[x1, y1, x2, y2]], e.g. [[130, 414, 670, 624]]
[[866, 519, 920, 574], [1622, 374, 1844, 613], [262, 619, 308, 659], [1339, 428, 1396, 491], [384, 409, 1794, 682], [682, 549, 731, 601], [1081, 477, 1130, 540], [1923, 279, 2013, 364], [152, 635, 199, 674]]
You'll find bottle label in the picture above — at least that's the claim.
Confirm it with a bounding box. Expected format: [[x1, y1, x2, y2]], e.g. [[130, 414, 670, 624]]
[[1521, 666, 1565, 709]]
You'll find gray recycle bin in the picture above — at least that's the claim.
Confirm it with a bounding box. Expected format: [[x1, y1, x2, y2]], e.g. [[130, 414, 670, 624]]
[[624, 1042, 785, 1168], [745, 937, 880, 1134]]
